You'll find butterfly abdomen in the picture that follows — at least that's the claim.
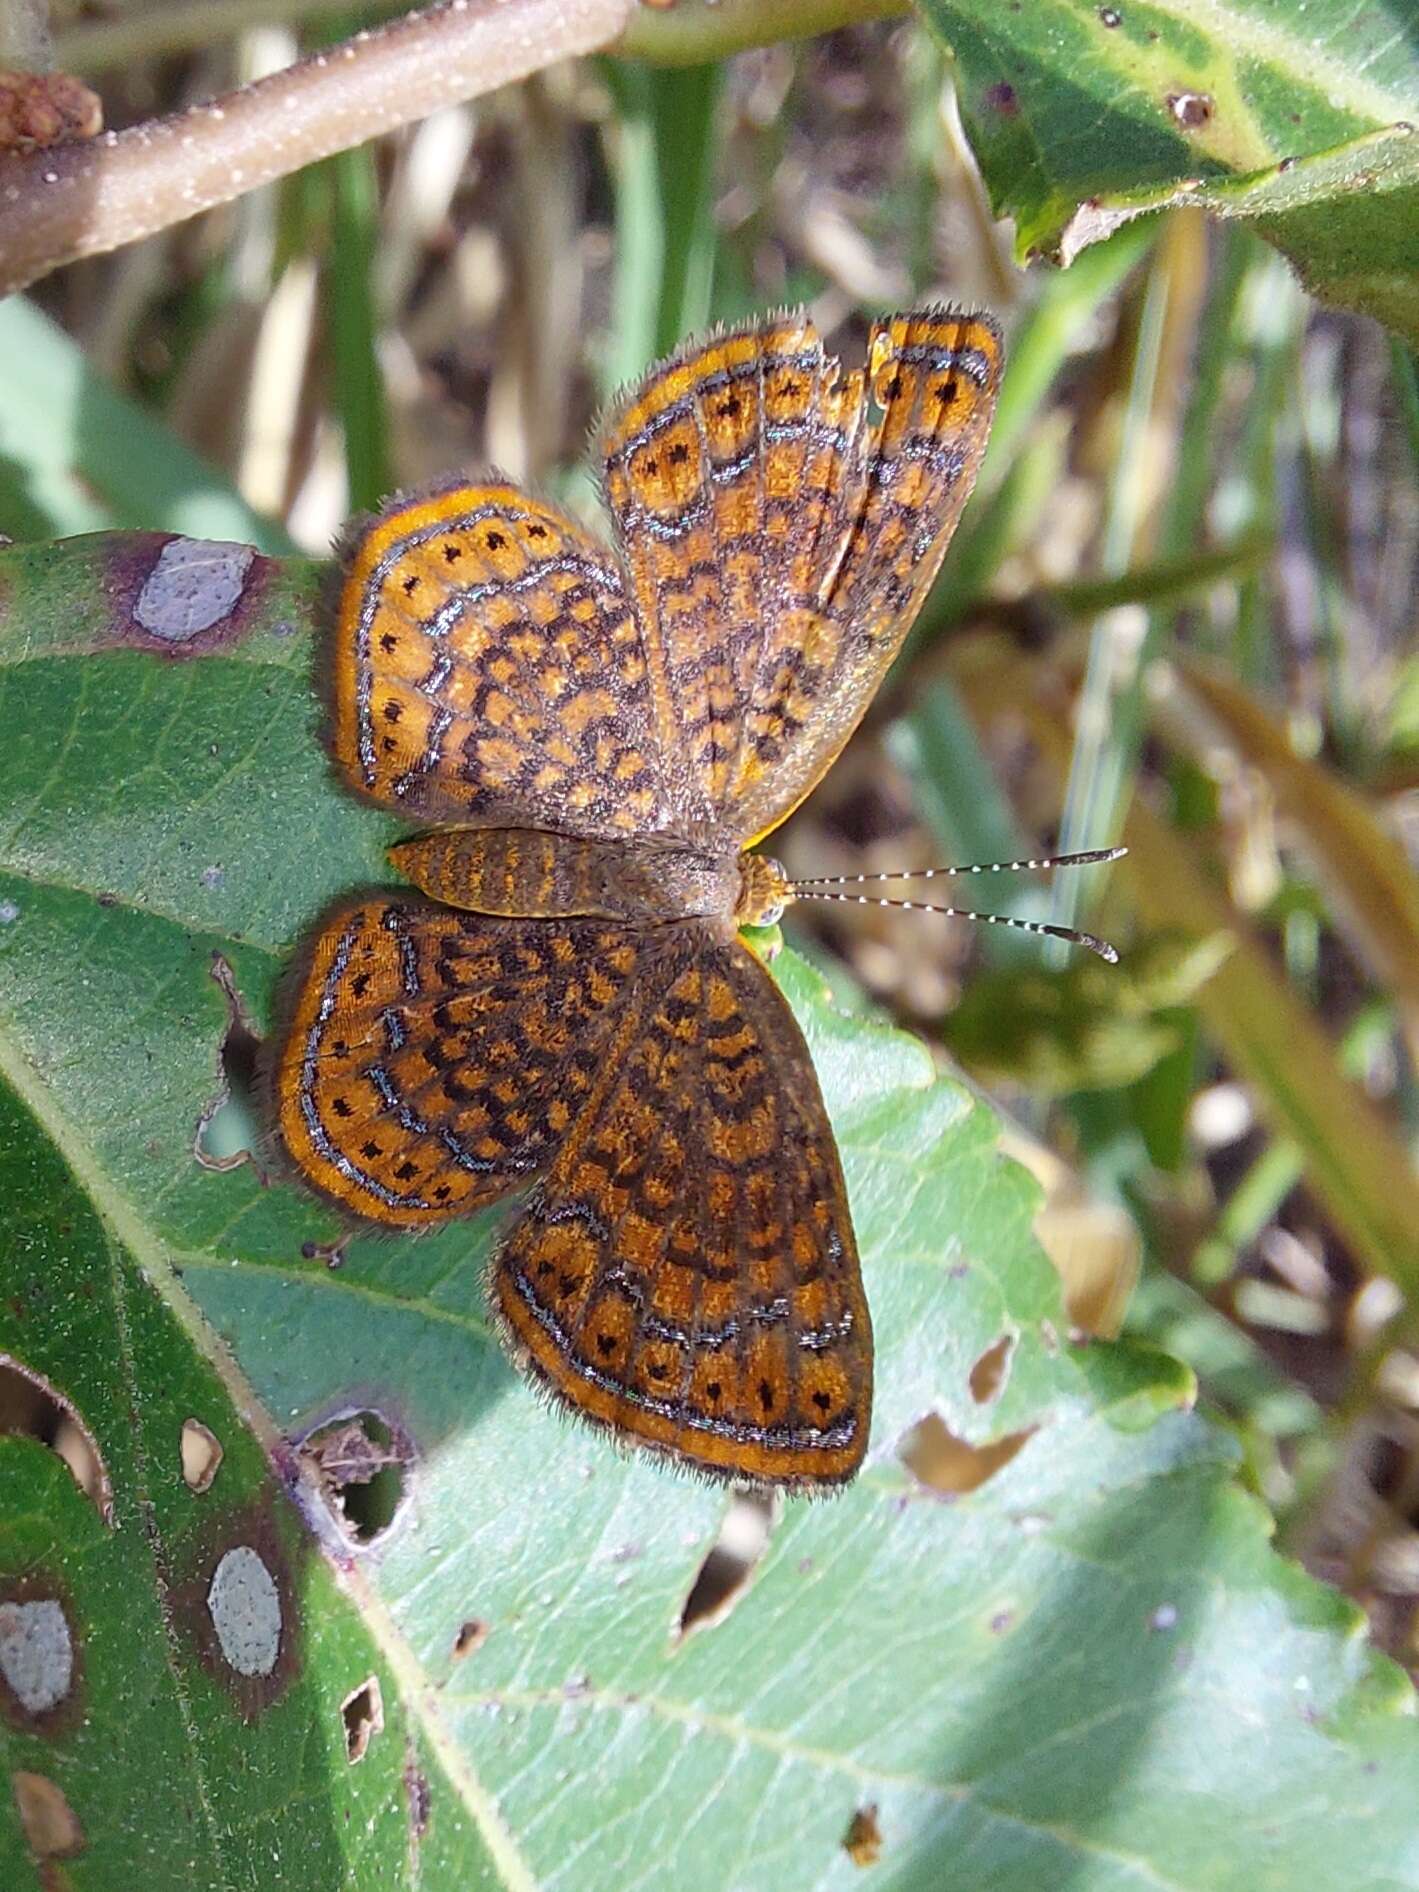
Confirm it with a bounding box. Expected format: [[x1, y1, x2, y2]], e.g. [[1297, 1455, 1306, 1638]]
[[390, 825, 740, 923]]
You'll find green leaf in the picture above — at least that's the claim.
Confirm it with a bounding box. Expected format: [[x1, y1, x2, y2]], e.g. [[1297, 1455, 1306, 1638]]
[[0, 1074, 498, 1888], [600, 57, 725, 393], [919, 0, 1419, 344], [2, 532, 1417, 1888]]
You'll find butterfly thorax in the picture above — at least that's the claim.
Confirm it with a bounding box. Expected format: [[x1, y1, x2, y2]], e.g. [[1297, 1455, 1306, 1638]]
[[389, 824, 768, 925]]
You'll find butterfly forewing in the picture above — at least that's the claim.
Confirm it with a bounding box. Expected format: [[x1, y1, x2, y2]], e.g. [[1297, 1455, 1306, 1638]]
[[331, 481, 693, 839], [599, 306, 1003, 845], [730, 308, 1003, 841], [493, 925, 871, 1488], [600, 315, 869, 826]]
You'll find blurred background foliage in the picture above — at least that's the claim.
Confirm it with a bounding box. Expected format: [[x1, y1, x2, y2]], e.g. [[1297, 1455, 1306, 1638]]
[[5, 0, 1418, 1662]]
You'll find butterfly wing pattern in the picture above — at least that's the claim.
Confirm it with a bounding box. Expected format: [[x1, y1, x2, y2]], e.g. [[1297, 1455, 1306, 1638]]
[[329, 481, 697, 839], [600, 307, 1003, 843], [277, 306, 1003, 1489], [495, 928, 872, 1488], [279, 900, 650, 1226]]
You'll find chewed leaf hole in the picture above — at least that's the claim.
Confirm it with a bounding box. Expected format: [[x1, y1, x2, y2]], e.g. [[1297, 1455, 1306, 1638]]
[[12, 1771, 86, 1861], [968, 1332, 1016, 1404], [181, 1418, 224, 1493], [675, 1490, 774, 1641], [341, 1675, 384, 1763], [0, 1355, 111, 1523], [298, 1410, 412, 1544], [899, 1413, 1034, 1495], [452, 1618, 488, 1661], [842, 1802, 883, 1867], [195, 953, 262, 1174], [300, 1233, 351, 1270]]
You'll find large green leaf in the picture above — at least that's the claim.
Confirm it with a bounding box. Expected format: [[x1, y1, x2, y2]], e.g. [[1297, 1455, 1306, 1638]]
[[919, 0, 1419, 345], [0, 1073, 500, 1888], [2, 533, 1417, 1889]]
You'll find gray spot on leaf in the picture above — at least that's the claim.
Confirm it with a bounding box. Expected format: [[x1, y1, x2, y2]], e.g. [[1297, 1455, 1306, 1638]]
[[207, 1545, 281, 1677], [0, 1599, 73, 1713], [134, 538, 256, 642]]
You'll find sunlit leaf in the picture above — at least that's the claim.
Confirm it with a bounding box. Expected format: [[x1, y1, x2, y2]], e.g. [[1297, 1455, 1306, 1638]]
[[920, 0, 1419, 343], [2, 535, 1417, 1889]]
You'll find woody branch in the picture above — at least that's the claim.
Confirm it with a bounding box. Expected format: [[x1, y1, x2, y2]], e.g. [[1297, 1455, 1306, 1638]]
[[2, 0, 914, 295], [0, 0, 635, 295]]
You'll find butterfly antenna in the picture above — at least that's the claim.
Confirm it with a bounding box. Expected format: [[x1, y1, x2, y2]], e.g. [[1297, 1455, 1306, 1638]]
[[787, 845, 1126, 963]]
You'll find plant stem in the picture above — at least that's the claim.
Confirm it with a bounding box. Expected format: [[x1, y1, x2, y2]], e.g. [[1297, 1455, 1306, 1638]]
[[0, 0, 634, 295], [60, 0, 913, 76], [56, 0, 394, 73], [617, 0, 909, 65]]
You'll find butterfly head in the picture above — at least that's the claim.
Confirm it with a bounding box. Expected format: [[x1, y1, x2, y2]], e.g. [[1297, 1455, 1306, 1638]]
[[735, 851, 794, 929]]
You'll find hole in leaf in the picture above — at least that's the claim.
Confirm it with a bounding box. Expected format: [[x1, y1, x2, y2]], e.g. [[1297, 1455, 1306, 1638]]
[[0, 1355, 111, 1523], [300, 1234, 350, 1270], [1167, 89, 1214, 129], [195, 953, 262, 1174], [452, 1619, 488, 1661], [842, 1802, 883, 1868], [675, 1491, 775, 1641], [180, 1418, 224, 1493], [298, 1411, 412, 1544], [899, 1413, 1034, 1495], [12, 1771, 86, 1861], [341, 1675, 384, 1763], [968, 1333, 1015, 1404]]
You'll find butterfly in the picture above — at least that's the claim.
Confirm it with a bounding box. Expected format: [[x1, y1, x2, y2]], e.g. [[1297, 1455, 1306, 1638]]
[[274, 306, 1007, 1489]]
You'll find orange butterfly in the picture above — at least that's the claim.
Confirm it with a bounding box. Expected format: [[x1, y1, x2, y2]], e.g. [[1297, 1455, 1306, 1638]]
[[275, 307, 1006, 1488]]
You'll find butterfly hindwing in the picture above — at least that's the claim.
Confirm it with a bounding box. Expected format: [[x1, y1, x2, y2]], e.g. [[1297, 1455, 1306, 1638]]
[[274, 899, 648, 1227], [492, 923, 872, 1489]]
